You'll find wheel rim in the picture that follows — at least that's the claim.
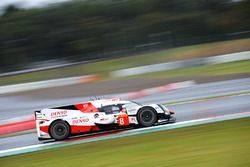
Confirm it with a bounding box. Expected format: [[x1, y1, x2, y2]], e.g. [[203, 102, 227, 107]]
[[141, 110, 154, 123], [53, 123, 67, 137]]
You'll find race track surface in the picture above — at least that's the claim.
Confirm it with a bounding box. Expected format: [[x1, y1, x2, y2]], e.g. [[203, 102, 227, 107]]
[[0, 78, 250, 150]]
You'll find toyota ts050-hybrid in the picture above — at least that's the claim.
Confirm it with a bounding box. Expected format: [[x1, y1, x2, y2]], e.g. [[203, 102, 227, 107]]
[[35, 98, 176, 141]]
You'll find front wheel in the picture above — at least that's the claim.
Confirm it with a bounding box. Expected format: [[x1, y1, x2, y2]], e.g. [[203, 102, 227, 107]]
[[137, 108, 157, 127], [50, 121, 70, 140]]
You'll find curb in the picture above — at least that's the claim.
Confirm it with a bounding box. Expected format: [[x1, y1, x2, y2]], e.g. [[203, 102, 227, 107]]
[[0, 119, 35, 135]]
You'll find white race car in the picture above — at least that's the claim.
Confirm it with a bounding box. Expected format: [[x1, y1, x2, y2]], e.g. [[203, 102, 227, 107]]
[[35, 98, 176, 141]]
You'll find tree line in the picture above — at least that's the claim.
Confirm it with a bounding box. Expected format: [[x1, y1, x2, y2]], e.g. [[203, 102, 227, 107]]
[[0, 0, 249, 72]]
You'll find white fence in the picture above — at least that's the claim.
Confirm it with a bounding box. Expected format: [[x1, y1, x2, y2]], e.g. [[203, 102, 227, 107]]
[[0, 75, 99, 94], [110, 51, 250, 77]]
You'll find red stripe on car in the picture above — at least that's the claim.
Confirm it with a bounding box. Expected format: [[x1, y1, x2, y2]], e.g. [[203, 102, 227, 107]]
[[74, 102, 99, 112]]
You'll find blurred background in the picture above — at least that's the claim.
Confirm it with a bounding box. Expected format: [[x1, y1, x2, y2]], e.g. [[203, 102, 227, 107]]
[[0, 0, 249, 80], [1, 1, 250, 166]]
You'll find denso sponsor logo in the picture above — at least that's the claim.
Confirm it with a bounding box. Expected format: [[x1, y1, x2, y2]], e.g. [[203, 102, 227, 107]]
[[51, 110, 67, 117], [72, 118, 89, 124]]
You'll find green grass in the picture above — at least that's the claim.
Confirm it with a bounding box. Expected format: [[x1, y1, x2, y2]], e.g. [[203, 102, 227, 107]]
[[2, 118, 250, 167], [0, 38, 249, 86], [127, 60, 250, 79]]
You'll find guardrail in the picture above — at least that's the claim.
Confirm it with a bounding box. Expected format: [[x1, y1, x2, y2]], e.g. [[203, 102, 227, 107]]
[[0, 74, 101, 95], [0, 61, 89, 77], [110, 51, 250, 77]]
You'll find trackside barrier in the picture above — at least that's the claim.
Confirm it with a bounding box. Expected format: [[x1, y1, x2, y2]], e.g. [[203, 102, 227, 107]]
[[110, 51, 250, 77], [0, 74, 102, 95]]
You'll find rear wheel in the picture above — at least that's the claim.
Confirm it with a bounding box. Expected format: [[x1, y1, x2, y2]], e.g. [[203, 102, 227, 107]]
[[137, 108, 157, 127], [50, 121, 70, 140]]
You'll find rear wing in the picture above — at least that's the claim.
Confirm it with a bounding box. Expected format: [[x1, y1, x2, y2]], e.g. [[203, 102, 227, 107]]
[[34, 110, 42, 120], [34, 110, 51, 140], [34, 110, 48, 120]]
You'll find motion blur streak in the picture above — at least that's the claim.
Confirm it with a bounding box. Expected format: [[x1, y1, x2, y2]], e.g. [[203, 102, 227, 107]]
[[0, 0, 250, 73], [1, 111, 249, 158], [0, 0, 249, 165], [0, 79, 250, 150]]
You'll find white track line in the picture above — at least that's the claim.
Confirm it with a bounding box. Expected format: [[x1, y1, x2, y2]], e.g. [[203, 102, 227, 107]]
[[0, 111, 249, 157]]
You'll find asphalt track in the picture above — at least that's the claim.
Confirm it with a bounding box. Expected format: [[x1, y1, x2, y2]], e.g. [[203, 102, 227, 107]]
[[0, 78, 250, 151], [1, 78, 250, 121]]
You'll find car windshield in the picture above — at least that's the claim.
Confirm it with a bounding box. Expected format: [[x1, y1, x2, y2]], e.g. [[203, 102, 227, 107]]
[[101, 101, 141, 114], [102, 105, 120, 114], [122, 101, 142, 109]]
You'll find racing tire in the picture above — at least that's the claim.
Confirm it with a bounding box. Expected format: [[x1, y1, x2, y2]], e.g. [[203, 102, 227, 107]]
[[50, 120, 70, 141], [137, 107, 157, 127]]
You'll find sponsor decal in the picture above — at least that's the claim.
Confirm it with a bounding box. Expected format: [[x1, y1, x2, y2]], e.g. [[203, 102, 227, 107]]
[[130, 117, 136, 122], [94, 114, 99, 118], [51, 110, 67, 118], [155, 106, 160, 110], [100, 118, 109, 121], [72, 118, 89, 124], [74, 102, 99, 112], [82, 103, 88, 108]]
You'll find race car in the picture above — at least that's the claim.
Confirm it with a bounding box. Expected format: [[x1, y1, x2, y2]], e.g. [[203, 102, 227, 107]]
[[35, 98, 175, 141]]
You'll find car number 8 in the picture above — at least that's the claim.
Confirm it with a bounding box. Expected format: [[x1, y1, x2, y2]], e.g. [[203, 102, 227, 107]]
[[119, 118, 124, 125]]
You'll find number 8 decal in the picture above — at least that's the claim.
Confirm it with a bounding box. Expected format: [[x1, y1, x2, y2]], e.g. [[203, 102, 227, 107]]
[[118, 115, 129, 126], [119, 118, 124, 125]]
